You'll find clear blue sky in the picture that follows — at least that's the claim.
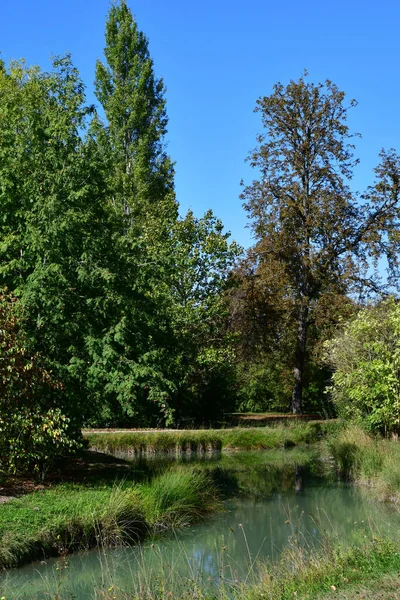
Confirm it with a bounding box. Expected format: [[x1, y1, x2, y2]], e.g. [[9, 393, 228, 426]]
[[1, 0, 400, 248]]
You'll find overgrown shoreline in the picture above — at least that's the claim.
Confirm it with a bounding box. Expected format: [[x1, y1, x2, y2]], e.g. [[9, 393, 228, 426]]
[[0, 440, 316, 570], [0, 467, 220, 569], [84, 421, 339, 455], [325, 425, 400, 504], [0, 422, 324, 571]]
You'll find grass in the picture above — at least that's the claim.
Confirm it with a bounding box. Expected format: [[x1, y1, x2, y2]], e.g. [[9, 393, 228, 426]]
[[325, 425, 400, 502], [138, 467, 219, 531], [244, 537, 400, 600], [61, 537, 400, 599], [315, 572, 400, 599], [84, 421, 341, 455], [0, 467, 220, 569]]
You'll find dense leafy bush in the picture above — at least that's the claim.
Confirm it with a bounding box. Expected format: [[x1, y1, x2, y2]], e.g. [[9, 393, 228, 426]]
[[0, 407, 79, 478], [325, 298, 400, 434], [0, 290, 80, 476]]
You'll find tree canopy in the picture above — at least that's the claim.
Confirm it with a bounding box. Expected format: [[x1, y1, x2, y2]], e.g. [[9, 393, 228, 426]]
[[0, 1, 240, 439]]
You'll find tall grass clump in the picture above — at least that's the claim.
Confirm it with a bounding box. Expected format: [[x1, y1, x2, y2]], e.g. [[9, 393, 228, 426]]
[[326, 425, 400, 502], [368, 442, 400, 502], [138, 467, 220, 531], [326, 425, 377, 477]]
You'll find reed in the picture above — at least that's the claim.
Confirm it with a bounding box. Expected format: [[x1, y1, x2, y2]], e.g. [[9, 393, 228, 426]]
[[85, 421, 337, 456], [326, 425, 400, 502]]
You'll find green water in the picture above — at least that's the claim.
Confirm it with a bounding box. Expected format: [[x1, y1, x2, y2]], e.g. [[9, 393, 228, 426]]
[[1, 454, 400, 599]]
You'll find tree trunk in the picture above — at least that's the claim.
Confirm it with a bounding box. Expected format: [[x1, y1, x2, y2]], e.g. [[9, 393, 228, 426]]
[[292, 301, 309, 414]]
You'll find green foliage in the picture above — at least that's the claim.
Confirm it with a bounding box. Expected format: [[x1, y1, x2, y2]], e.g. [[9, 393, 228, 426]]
[[166, 210, 241, 423], [0, 407, 79, 478], [325, 298, 400, 433], [0, 40, 240, 433], [0, 55, 116, 425], [0, 290, 80, 475], [241, 73, 400, 415], [236, 357, 292, 413], [88, 2, 240, 426], [241, 74, 362, 414], [94, 0, 175, 225]]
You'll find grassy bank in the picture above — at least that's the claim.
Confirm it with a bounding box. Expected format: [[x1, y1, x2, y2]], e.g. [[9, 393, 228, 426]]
[[0, 467, 219, 569], [241, 538, 400, 600], [243, 537, 400, 600], [326, 425, 400, 503], [316, 572, 400, 599], [85, 421, 340, 455]]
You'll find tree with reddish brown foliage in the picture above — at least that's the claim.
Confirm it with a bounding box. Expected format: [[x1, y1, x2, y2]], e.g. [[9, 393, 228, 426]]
[[242, 74, 400, 414]]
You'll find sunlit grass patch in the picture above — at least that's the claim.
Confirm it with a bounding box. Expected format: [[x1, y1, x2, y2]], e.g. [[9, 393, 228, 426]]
[[84, 421, 336, 456], [0, 468, 221, 568]]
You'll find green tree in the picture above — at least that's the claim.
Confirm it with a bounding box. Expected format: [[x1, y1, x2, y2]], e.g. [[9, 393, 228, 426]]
[[165, 210, 241, 423], [242, 74, 400, 414], [92, 1, 242, 425], [94, 0, 176, 228], [325, 298, 400, 434], [0, 56, 111, 420], [87, 1, 184, 425]]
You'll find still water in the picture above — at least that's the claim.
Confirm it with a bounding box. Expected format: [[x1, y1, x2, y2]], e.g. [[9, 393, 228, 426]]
[[1, 453, 399, 599]]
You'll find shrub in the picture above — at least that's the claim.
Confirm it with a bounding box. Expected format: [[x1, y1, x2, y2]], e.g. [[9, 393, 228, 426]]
[[325, 298, 400, 434], [0, 407, 80, 478], [0, 290, 80, 476]]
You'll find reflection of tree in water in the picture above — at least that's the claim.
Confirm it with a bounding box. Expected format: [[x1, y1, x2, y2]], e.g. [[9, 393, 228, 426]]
[[124, 448, 316, 499], [295, 465, 304, 493]]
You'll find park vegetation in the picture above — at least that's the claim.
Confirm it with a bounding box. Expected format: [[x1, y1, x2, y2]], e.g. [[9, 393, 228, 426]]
[[1, 0, 400, 528], [3, 5, 400, 600]]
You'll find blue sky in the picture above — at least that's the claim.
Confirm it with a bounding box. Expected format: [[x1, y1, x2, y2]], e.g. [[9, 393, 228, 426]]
[[1, 0, 400, 248]]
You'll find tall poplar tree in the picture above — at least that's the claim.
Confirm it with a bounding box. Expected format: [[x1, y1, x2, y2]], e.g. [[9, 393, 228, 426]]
[[90, 1, 181, 425], [94, 0, 176, 229]]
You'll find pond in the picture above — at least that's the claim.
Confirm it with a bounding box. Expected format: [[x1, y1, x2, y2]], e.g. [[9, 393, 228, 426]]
[[1, 451, 399, 599]]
